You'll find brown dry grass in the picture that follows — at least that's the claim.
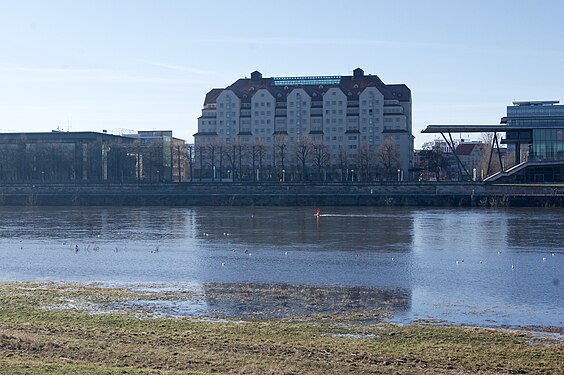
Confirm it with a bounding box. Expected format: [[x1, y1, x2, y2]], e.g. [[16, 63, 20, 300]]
[[0, 282, 562, 374]]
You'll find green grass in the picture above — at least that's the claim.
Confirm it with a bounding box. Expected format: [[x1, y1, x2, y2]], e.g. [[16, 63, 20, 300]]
[[0, 282, 562, 374]]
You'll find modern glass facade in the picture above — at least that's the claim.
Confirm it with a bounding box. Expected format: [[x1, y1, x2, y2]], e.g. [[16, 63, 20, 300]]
[[272, 76, 342, 86], [505, 101, 564, 162], [532, 128, 564, 161]]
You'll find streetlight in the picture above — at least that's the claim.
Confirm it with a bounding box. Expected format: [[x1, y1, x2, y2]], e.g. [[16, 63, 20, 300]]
[[282, 169, 285, 182], [397, 169, 401, 182], [351, 169, 355, 182], [227, 169, 231, 181], [41, 171, 44, 183], [157, 170, 160, 183], [213, 165, 216, 181]]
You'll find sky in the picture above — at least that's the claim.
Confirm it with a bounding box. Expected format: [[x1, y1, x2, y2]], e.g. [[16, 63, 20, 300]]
[[1, 0, 563, 148]]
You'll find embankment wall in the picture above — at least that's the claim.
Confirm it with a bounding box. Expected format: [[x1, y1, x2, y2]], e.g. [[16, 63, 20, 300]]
[[0, 182, 562, 207]]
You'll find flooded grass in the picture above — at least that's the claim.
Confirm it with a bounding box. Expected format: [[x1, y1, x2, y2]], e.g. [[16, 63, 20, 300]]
[[0, 281, 562, 374]]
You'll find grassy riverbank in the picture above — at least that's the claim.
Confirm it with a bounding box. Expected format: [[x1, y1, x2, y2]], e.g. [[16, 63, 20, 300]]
[[0, 282, 562, 374]]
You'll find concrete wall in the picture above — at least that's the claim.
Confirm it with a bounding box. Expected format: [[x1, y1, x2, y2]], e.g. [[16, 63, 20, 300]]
[[0, 182, 562, 207]]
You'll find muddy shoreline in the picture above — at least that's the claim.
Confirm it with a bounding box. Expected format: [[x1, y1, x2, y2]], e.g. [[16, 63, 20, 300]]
[[1, 281, 562, 374]]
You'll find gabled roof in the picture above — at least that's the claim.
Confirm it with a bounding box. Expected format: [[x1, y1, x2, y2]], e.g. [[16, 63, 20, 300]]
[[203, 70, 411, 105], [203, 89, 223, 106], [455, 143, 482, 156]]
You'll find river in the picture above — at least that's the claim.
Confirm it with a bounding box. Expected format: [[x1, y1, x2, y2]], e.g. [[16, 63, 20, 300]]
[[0, 206, 562, 327]]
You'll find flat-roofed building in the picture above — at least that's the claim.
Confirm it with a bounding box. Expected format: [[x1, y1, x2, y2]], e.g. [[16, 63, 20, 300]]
[[0, 130, 187, 183], [195, 68, 413, 181], [423, 100, 564, 183], [503, 101, 564, 162]]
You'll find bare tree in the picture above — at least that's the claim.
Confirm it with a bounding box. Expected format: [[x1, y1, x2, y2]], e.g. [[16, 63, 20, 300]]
[[222, 141, 245, 181], [250, 140, 267, 181], [419, 142, 448, 181], [358, 142, 376, 182], [337, 146, 349, 181], [295, 134, 313, 181], [480, 132, 502, 176], [376, 139, 400, 180], [274, 134, 288, 170], [195, 144, 206, 181], [312, 142, 330, 181]]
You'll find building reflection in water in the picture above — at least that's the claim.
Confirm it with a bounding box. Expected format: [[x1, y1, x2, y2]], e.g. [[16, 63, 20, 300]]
[[192, 206, 414, 252], [0, 207, 190, 240], [127, 283, 412, 320]]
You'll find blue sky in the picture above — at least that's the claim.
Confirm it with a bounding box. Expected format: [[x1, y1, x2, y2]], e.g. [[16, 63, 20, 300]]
[[1, 0, 563, 147]]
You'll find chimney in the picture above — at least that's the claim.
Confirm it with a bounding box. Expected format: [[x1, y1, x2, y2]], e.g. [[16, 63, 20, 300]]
[[250, 71, 262, 81], [353, 68, 364, 78]]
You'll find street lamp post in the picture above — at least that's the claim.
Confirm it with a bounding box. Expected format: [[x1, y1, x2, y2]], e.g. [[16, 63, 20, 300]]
[[227, 169, 231, 181], [397, 169, 401, 182], [351, 169, 355, 182], [282, 169, 285, 182]]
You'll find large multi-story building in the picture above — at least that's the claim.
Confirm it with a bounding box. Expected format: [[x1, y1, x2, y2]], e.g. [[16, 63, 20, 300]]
[[195, 68, 413, 181], [503, 100, 564, 162]]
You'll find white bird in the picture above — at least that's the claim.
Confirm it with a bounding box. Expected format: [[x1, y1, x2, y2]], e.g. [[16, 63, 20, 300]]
[[391, 257, 394, 261], [285, 251, 288, 256], [232, 249, 236, 252], [542, 257, 546, 262], [497, 251, 501, 255], [479, 261, 483, 264], [221, 262, 225, 267], [456, 261, 460, 265], [552, 253, 555, 256], [512, 265, 515, 270]]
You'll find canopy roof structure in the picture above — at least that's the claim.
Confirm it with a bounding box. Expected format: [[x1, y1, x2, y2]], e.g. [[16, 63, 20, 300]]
[[421, 125, 508, 133], [421, 124, 507, 181]]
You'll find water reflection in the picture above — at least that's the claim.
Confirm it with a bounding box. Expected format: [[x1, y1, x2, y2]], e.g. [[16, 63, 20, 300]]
[[0, 207, 191, 240], [125, 283, 411, 320], [193, 207, 414, 251], [0, 206, 562, 327]]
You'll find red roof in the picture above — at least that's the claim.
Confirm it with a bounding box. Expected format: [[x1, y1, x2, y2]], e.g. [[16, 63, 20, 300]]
[[455, 143, 480, 156]]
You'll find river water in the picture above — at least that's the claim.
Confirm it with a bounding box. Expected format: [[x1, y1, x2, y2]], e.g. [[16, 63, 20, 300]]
[[0, 206, 562, 327]]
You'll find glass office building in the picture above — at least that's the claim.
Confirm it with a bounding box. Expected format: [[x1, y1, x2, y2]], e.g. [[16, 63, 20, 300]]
[[503, 101, 564, 162]]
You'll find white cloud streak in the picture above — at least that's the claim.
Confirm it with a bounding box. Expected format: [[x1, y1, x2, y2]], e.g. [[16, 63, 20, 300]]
[[0, 64, 215, 85], [194, 36, 451, 49], [147, 62, 219, 76]]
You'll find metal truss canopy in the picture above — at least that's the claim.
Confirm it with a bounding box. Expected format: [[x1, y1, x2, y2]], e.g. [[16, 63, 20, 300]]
[[421, 125, 508, 133], [421, 124, 508, 181]]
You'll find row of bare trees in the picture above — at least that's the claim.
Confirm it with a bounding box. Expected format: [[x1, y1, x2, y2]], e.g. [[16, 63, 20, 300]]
[[193, 135, 401, 182], [0, 139, 178, 183]]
